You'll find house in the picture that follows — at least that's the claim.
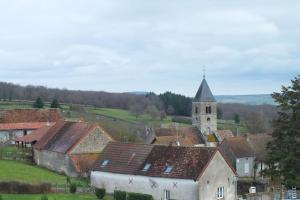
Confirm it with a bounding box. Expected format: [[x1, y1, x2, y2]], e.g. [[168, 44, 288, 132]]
[[33, 120, 113, 177], [219, 137, 256, 177], [151, 127, 205, 146], [91, 142, 237, 200], [0, 109, 61, 143], [246, 133, 272, 176]]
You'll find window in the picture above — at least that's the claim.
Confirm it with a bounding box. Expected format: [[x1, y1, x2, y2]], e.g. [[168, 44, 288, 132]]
[[207, 117, 211, 122], [164, 190, 171, 200], [244, 163, 249, 174], [164, 166, 173, 173], [195, 106, 198, 114], [142, 163, 151, 171], [206, 106, 212, 114], [101, 160, 109, 167], [217, 186, 224, 199]]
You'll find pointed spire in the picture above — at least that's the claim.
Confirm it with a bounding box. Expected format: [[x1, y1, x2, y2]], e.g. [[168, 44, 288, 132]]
[[195, 77, 216, 102]]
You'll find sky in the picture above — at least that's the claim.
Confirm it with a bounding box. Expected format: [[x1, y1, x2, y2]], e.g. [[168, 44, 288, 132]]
[[0, 0, 299, 96]]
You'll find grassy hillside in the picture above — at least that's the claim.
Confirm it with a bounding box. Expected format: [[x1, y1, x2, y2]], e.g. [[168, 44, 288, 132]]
[[0, 160, 87, 186]]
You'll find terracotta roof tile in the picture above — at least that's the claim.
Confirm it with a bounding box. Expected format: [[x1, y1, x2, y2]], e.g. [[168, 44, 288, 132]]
[[153, 127, 204, 146], [219, 136, 255, 159], [70, 153, 101, 173], [93, 142, 154, 174], [94, 142, 218, 180], [137, 145, 216, 180], [0, 122, 51, 130], [14, 124, 54, 143], [34, 121, 98, 154], [0, 109, 62, 123], [247, 134, 272, 161]]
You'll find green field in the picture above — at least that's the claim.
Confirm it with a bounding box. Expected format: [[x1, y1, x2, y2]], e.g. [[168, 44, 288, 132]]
[[0, 160, 88, 187], [0, 194, 113, 200]]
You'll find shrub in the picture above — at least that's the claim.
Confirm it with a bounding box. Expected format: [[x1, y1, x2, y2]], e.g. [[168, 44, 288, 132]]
[[69, 182, 77, 194], [95, 188, 106, 199], [114, 190, 126, 200], [40, 195, 48, 200], [0, 194, 2, 200], [128, 192, 153, 200]]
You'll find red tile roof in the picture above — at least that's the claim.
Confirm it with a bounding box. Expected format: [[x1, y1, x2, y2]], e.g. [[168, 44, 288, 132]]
[[93, 142, 154, 175], [153, 127, 204, 146], [137, 145, 216, 180], [218, 130, 234, 140], [34, 121, 100, 154], [93, 142, 228, 180], [219, 136, 255, 159], [0, 109, 62, 123], [0, 122, 51, 130], [14, 124, 54, 143]]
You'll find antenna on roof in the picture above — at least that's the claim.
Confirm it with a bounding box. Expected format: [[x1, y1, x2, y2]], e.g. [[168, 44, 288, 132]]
[[203, 65, 206, 79]]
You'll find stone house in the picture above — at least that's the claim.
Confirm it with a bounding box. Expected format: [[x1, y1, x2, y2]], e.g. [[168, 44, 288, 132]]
[[91, 142, 237, 200], [0, 109, 61, 144], [33, 120, 113, 177], [219, 137, 256, 177]]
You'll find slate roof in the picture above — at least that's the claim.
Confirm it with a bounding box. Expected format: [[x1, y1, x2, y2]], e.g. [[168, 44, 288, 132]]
[[93, 142, 154, 174], [195, 79, 216, 102], [219, 137, 255, 159], [15, 124, 54, 143], [34, 121, 98, 154], [247, 134, 272, 161], [0, 122, 51, 131], [93, 142, 227, 180], [153, 127, 204, 146], [0, 109, 62, 123]]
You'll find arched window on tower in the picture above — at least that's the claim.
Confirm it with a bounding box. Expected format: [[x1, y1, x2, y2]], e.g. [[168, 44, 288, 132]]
[[195, 106, 198, 114], [206, 106, 212, 114]]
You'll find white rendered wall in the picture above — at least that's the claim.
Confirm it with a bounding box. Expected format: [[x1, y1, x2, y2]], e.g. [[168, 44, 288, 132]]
[[91, 171, 199, 200]]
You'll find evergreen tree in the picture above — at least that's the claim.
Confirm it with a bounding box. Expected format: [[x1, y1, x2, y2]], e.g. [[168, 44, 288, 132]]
[[264, 75, 300, 188], [233, 113, 240, 124], [33, 97, 44, 108], [50, 99, 60, 108]]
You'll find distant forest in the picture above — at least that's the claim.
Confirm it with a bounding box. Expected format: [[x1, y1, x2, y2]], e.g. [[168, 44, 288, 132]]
[[0, 81, 278, 133]]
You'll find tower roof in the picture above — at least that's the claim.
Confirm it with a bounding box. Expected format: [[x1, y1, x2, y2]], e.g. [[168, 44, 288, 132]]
[[195, 78, 216, 102]]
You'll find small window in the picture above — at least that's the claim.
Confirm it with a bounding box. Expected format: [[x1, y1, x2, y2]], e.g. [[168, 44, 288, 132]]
[[164, 166, 173, 173], [217, 186, 224, 199], [206, 106, 212, 114], [195, 106, 198, 114], [207, 117, 211, 122], [164, 190, 171, 200], [101, 160, 109, 167], [142, 163, 151, 171]]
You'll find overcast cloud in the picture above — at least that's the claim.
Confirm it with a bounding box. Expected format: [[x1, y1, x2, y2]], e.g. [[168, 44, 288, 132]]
[[0, 0, 299, 96]]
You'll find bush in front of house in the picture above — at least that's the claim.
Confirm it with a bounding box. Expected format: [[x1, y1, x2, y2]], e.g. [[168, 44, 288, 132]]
[[128, 192, 153, 200], [114, 190, 127, 200], [69, 182, 77, 194], [40, 194, 48, 200], [95, 188, 106, 199]]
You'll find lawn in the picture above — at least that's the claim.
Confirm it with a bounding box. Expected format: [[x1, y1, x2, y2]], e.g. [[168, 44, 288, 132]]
[[0, 194, 113, 200], [0, 160, 88, 187]]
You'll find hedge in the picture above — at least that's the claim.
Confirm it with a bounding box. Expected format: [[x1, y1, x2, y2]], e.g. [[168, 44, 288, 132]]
[[114, 190, 153, 200], [114, 190, 126, 200], [0, 181, 51, 194], [127, 192, 153, 200]]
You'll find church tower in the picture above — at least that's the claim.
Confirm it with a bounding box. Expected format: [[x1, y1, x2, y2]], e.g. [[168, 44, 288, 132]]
[[192, 77, 217, 135]]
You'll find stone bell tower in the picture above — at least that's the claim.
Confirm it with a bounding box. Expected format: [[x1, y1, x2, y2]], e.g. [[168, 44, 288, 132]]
[[192, 76, 217, 135]]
